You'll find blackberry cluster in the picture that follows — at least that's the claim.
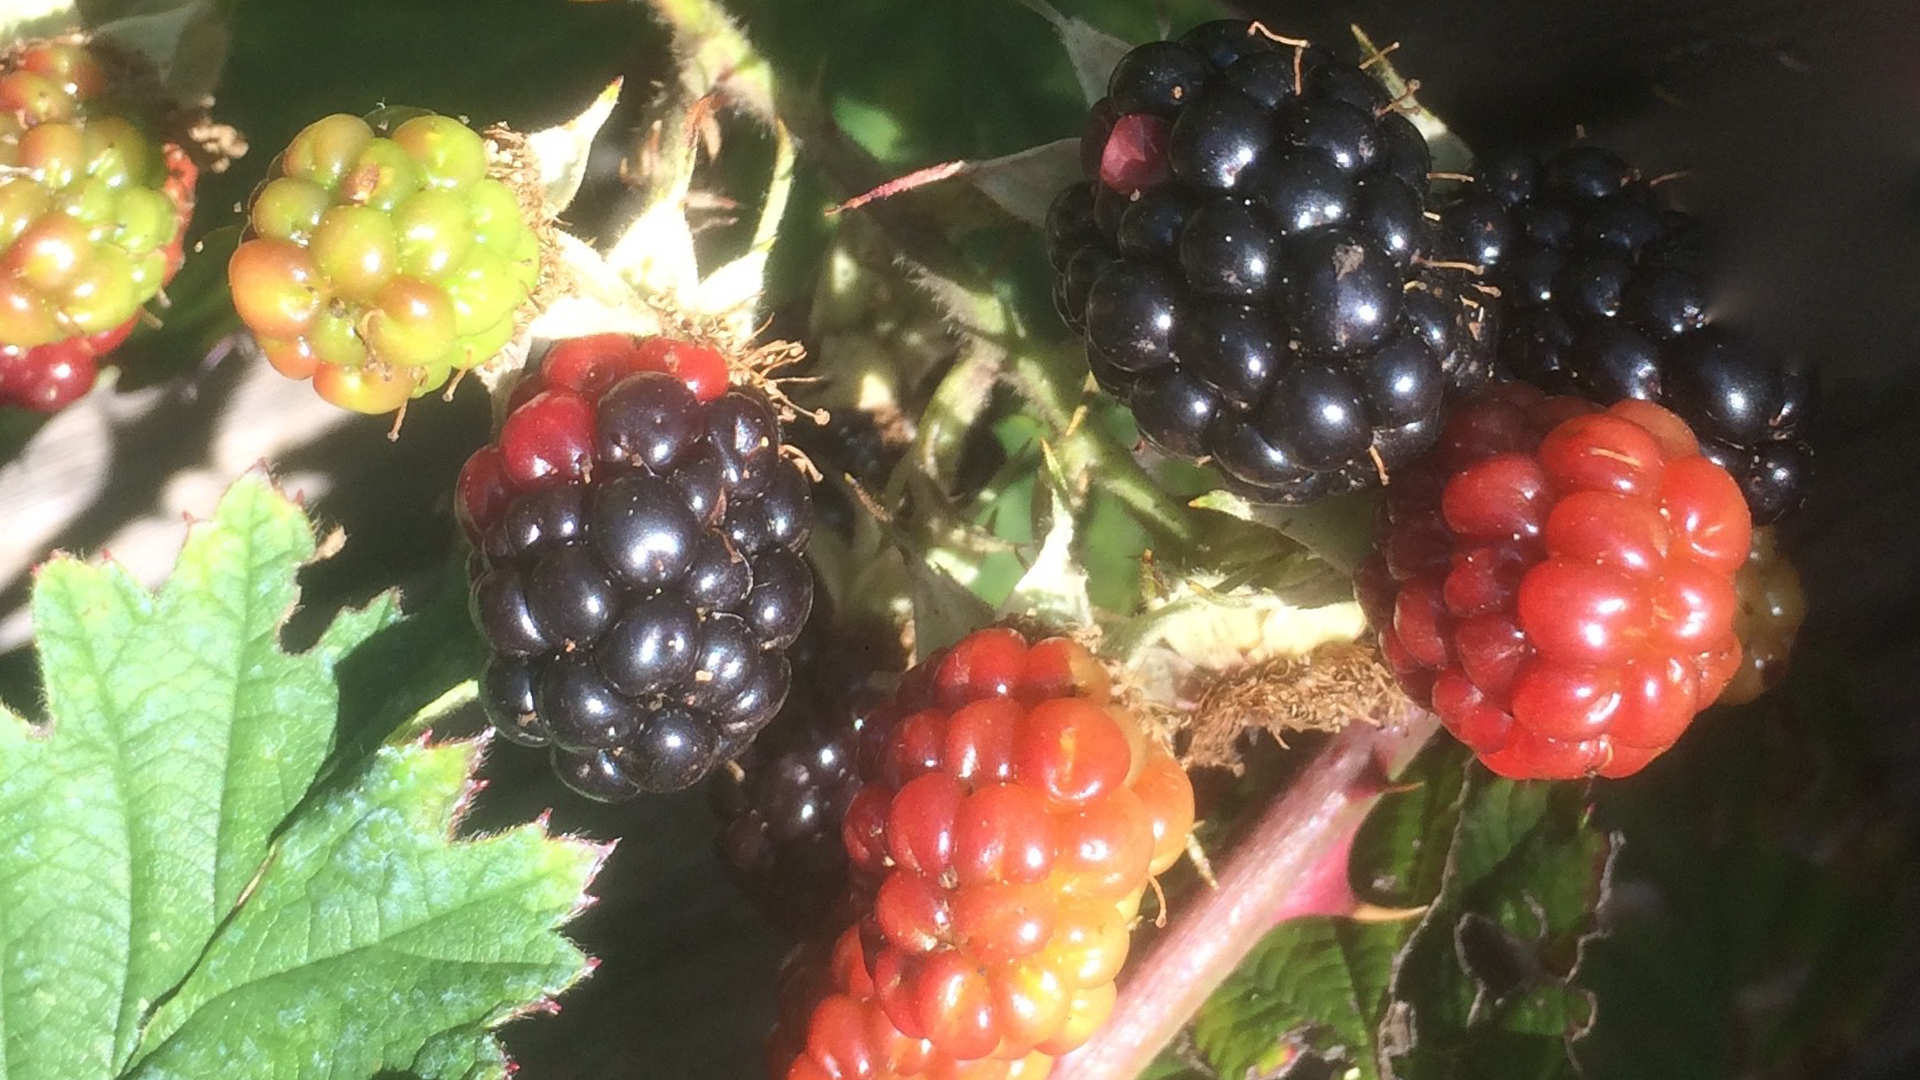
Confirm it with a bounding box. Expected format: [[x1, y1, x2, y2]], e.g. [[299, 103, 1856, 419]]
[[708, 608, 900, 936], [0, 39, 199, 411], [460, 333, 814, 801], [1438, 146, 1813, 523], [1047, 19, 1493, 504]]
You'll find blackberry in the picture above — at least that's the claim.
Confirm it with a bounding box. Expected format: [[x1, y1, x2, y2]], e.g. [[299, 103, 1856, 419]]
[[707, 607, 902, 937], [1049, 21, 1494, 503], [773, 629, 1196, 1077], [232, 109, 546, 413], [0, 39, 199, 412], [1359, 384, 1751, 779], [1436, 146, 1813, 524], [461, 333, 813, 801]]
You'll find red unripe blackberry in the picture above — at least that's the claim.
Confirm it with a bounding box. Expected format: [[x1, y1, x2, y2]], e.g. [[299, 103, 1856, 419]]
[[774, 629, 1194, 1076], [234, 109, 545, 413], [1359, 383, 1751, 779], [1048, 21, 1496, 504], [0, 38, 199, 411], [464, 333, 813, 800]]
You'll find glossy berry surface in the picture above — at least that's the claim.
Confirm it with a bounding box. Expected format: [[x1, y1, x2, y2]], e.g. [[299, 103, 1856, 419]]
[[1048, 20, 1496, 505], [466, 334, 813, 800], [0, 39, 198, 412], [709, 608, 903, 937], [1436, 146, 1813, 524], [1358, 383, 1752, 779], [1717, 527, 1805, 705], [767, 926, 1056, 1080], [233, 108, 542, 413], [774, 629, 1195, 1078]]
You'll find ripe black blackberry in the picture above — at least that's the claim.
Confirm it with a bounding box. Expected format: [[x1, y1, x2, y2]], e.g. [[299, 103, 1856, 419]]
[[457, 333, 814, 802], [1047, 20, 1494, 504], [707, 607, 901, 936], [1436, 146, 1814, 524]]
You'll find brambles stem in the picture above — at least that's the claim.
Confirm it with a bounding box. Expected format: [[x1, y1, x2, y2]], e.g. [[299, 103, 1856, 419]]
[[1051, 705, 1440, 1080]]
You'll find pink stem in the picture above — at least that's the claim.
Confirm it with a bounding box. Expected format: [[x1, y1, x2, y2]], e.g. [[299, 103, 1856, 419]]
[[1051, 706, 1441, 1080]]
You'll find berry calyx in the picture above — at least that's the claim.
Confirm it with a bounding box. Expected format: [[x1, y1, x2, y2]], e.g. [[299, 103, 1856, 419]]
[[1360, 383, 1752, 779], [233, 109, 547, 413]]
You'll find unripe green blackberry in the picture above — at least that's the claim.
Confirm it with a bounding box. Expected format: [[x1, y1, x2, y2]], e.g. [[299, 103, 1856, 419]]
[[0, 37, 200, 411], [232, 109, 547, 414]]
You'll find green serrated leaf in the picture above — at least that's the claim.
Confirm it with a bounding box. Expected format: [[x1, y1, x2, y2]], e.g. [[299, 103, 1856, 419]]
[[1349, 742, 1471, 909], [0, 475, 596, 1080], [1191, 488, 1379, 574], [1384, 764, 1613, 1080], [128, 740, 598, 1080], [318, 557, 486, 771], [1185, 742, 1614, 1080], [1, 476, 337, 1078], [1196, 918, 1412, 1080]]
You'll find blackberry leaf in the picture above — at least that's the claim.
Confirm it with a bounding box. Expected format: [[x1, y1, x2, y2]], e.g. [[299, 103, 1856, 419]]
[[1194, 919, 1410, 1080], [0, 475, 599, 1080], [1008, 0, 1132, 106], [1186, 743, 1615, 1080], [131, 740, 598, 1080], [1385, 750, 1616, 1078]]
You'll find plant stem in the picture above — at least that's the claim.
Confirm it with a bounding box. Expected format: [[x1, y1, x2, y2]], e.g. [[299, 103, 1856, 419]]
[[1005, 344, 1198, 546], [1051, 706, 1441, 1080]]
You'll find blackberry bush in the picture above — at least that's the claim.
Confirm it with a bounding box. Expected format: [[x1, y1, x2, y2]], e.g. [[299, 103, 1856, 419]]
[[460, 332, 814, 800], [1046, 19, 1494, 504], [0, 37, 199, 411], [1438, 146, 1814, 523], [231, 108, 546, 413]]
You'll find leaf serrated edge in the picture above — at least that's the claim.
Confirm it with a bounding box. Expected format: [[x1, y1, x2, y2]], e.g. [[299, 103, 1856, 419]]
[[450, 739, 615, 1034], [1375, 770, 1619, 1075]]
